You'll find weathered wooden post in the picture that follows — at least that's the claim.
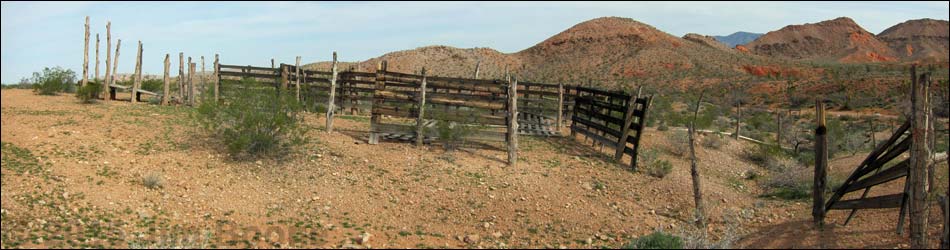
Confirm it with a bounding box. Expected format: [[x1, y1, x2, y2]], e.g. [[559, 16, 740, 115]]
[[271, 58, 275, 69], [162, 54, 170, 105], [179, 53, 185, 101], [327, 52, 338, 133], [109, 39, 121, 100], [813, 99, 828, 227], [909, 66, 931, 249], [295, 56, 301, 101], [103, 21, 112, 98], [369, 61, 387, 145], [214, 54, 219, 103], [415, 68, 428, 146], [689, 91, 706, 228], [280, 64, 289, 90], [82, 16, 90, 87], [187, 57, 193, 105], [507, 77, 519, 167], [473, 61, 480, 79], [95, 33, 100, 82], [189, 62, 196, 106], [557, 82, 564, 133], [615, 86, 643, 161], [734, 86, 741, 140], [131, 41, 142, 103]]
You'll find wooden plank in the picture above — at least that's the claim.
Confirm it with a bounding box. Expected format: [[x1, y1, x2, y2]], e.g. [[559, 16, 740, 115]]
[[218, 71, 279, 79], [369, 61, 387, 144], [630, 96, 652, 170], [572, 115, 622, 138], [844, 159, 909, 193], [616, 87, 640, 160], [829, 194, 904, 210], [575, 86, 630, 100], [571, 126, 619, 149]]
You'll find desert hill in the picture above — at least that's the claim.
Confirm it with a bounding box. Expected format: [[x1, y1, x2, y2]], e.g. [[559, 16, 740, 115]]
[[877, 18, 950, 62]]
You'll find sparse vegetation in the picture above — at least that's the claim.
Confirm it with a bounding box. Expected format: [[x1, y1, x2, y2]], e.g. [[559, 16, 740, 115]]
[[645, 159, 673, 178], [29, 66, 77, 95], [142, 172, 164, 189], [623, 231, 683, 249], [75, 80, 102, 103]]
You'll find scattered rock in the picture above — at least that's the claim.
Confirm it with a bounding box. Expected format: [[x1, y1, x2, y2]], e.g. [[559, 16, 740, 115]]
[[586, 238, 593, 245], [353, 232, 371, 245], [464, 234, 480, 244]]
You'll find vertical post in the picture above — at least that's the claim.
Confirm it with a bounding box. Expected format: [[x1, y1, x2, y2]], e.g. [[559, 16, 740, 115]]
[[508, 78, 519, 167], [186, 57, 192, 105], [103, 21, 112, 99], [415, 68, 428, 146], [327, 52, 338, 133], [131, 41, 142, 103], [813, 99, 828, 227], [189, 59, 195, 106], [615, 88, 640, 160], [82, 16, 89, 87], [214, 54, 219, 103], [271, 58, 275, 69], [734, 87, 741, 139], [909, 67, 931, 249], [95, 33, 100, 82], [110, 39, 121, 100], [295, 56, 301, 101], [177, 53, 183, 101], [162, 54, 170, 105], [557, 82, 564, 133], [689, 91, 706, 228], [281, 64, 289, 90], [369, 61, 387, 144], [473, 61, 480, 79]]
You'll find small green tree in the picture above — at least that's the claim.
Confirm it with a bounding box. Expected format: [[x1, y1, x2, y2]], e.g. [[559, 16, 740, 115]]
[[30, 67, 77, 95], [75, 80, 102, 103]]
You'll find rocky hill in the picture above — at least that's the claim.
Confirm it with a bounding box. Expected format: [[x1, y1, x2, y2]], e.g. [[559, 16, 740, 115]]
[[745, 17, 898, 63], [877, 18, 950, 62]]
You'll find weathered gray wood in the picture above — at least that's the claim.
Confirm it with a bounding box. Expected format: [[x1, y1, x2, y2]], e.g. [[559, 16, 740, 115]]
[[415, 68, 428, 146], [615, 86, 642, 160], [271, 58, 275, 69], [109, 39, 121, 100], [829, 194, 904, 210], [179, 53, 184, 101], [189, 60, 196, 106], [508, 78, 519, 167], [814, 99, 827, 226], [909, 66, 931, 249], [83, 16, 89, 87], [369, 61, 387, 144], [214, 54, 219, 102], [103, 22, 112, 98], [689, 91, 706, 228], [131, 41, 142, 103], [281, 64, 289, 90], [327, 52, 338, 133], [95, 33, 100, 82], [162, 54, 170, 105], [473, 61, 480, 80], [557, 82, 564, 133], [295, 56, 301, 101], [843, 159, 908, 193]]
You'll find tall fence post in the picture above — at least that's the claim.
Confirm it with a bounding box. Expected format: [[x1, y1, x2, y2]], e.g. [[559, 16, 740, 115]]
[[734, 87, 741, 140], [281, 64, 289, 90], [689, 91, 706, 228], [109, 39, 121, 100], [909, 66, 931, 249], [178, 53, 184, 101], [131, 41, 142, 103], [507, 78, 519, 167], [102, 21, 112, 99], [213, 54, 219, 103], [189, 61, 196, 106], [813, 99, 828, 227], [415, 68, 428, 147], [162, 54, 170, 105], [369, 61, 387, 145], [82, 16, 89, 88], [327, 52, 338, 133], [95, 33, 100, 82], [557, 82, 564, 133], [295, 56, 301, 101]]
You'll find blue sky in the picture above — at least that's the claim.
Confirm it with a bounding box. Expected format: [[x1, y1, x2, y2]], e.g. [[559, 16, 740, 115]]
[[2, 1, 948, 84]]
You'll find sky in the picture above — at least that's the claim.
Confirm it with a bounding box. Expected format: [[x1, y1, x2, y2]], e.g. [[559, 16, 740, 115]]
[[2, 1, 948, 84]]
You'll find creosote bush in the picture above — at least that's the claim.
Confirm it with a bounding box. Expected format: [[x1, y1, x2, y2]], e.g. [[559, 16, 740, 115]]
[[142, 172, 163, 189], [30, 66, 77, 95], [194, 78, 305, 160], [645, 159, 673, 178], [76, 80, 102, 104], [623, 230, 683, 249]]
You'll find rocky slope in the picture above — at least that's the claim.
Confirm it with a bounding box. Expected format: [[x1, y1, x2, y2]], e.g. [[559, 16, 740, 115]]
[[745, 17, 898, 63], [877, 18, 950, 62]]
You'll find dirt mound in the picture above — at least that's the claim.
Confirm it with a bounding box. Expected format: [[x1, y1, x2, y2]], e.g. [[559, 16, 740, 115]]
[[877, 18, 950, 62], [746, 17, 898, 63]]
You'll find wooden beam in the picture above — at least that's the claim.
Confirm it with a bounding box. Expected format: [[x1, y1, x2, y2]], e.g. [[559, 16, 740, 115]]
[[909, 66, 931, 249], [131, 41, 142, 103], [415, 68, 428, 146], [214, 54, 219, 102], [110, 39, 121, 100], [162, 54, 170, 105], [83, 16, 89, 87], [829, 193, 904, 210], [102, 21, 112, 99], [508, 78, 518, 167], [615, 86, 642, 160], [814, 99, 828, 226], [327, 52, 338, 133]]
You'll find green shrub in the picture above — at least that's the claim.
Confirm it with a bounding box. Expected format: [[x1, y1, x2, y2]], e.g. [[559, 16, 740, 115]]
[[435, 121, 474, 151], [646, 159, 673, 178], [193, 78, 305, 160], [667, 130, 689, 157], [75, 80, 102, 103], [702, 134, 727, 149], [744, 144, 785, 168], [30, 67, 76, 95], [141, 79, 163, 92], [623, 231, 683, 249], [142, 172, 164, 189]]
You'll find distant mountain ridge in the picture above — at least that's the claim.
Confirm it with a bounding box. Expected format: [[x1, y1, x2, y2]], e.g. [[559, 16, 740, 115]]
[[713, 31, 763, 47]]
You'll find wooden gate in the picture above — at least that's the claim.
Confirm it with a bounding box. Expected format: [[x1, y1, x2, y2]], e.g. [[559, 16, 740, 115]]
[[570, 86, 652, 170]]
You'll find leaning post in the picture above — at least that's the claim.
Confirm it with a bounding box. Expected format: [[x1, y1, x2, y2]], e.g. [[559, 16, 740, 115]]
[[162, 54, 170, 105], [327, 52, 339, 133]]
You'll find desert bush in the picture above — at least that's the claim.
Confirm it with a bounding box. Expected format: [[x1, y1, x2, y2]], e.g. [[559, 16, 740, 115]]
[[760, 157, 811, 200], [744, 144, 785, 168], [140, 78, 164, 93], [702, 134, 728, 149], [194, 78, 305, 160], [667, 130, 690, 157], [657, 123, 669, 131], [678, 212, 739, 249], [645, 159, 673, 178], [622, 230, 683, 249], [75, 80, 102, 104], [435, 120, 473, 152], [30, 66, 76, 95], [142, 172, 163, 189]]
